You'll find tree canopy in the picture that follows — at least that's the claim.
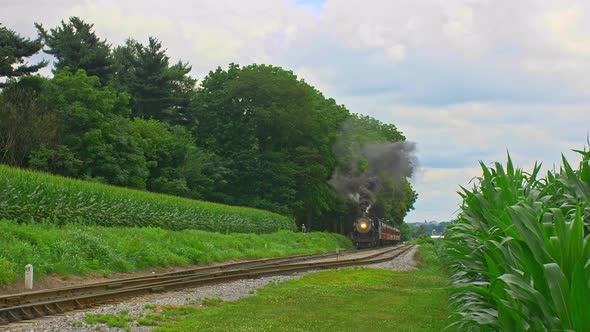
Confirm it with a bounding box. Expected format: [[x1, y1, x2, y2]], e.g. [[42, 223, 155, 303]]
[[0, 18, 418, 233], [36, 17, 113, 84], [112, 37, 195, 124], [0, 24, 47, 85]]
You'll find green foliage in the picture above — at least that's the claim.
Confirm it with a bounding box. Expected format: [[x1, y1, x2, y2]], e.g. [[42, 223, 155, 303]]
[[130, 118, 212, 198], [445, 149, 590, 331], [192, 64, 349, 222], [0, 164, 295, 234], [51, 69, 149, 188], [28, 144, 82, 177], [111, 37, 196, 124], [71, 321, 83, 327], [36, 17, 113, 84], [155, 249, 450, 331], [413, 234, 434, 245], [1, 19, 417, 232], [409, 221, 450, 238], [137, 317, 157, 326], [84, 311, 131, 328], [0, 23, 47, 84], [0, 219, 352, 286], [400, 222, 412, 241], [0, 257, 16, 285], [202, 297, 223, 306], [0, 76, 59, 166]]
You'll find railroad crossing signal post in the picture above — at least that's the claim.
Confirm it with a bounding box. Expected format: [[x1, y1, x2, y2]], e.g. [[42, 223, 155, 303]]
[[25, 264, 33, 290]]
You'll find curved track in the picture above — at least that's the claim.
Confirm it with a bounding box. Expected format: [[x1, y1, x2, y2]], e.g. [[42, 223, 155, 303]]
[[0, 244, 413, 325]]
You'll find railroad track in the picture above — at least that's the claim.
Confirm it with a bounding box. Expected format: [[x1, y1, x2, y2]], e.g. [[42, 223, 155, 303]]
[[0, 244, 414, 325]]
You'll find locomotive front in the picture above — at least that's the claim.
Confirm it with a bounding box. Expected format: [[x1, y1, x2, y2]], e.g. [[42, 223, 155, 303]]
[[352, 216, 378, 248]]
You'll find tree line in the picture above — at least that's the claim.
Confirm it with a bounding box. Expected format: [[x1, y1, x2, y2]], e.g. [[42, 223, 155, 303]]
[[0, 17, 417, 233]]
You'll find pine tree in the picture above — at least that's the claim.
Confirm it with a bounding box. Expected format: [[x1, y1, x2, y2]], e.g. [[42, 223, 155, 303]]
[[0, 23, 47, 86], [36, 17, 112, 84], [112, 37, 195, 124]]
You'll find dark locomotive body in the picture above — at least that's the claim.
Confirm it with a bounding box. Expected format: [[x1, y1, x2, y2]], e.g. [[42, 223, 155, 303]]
[[352, 215, 400, 249]]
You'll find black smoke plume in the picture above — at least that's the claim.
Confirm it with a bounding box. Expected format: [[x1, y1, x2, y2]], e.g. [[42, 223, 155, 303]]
[[329, 140, 417, 215]]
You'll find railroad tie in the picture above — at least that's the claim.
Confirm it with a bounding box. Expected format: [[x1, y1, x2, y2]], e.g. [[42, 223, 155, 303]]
[[43, 304, 55, 315], [7, 309, 20, 321], [19, 308, 34, 320], [150, 286, 165, 293], [32, 306, 44, 317], [54, 303, 65, 313]]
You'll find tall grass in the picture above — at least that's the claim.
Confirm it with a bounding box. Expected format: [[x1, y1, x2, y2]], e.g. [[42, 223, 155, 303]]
[[0, 219, 353, 287], [0, 164, 295, 233], [446, 149, 590, 331]]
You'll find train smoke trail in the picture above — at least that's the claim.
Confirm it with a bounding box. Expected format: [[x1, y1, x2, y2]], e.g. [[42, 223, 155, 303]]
[[329, 138, 417, 213]]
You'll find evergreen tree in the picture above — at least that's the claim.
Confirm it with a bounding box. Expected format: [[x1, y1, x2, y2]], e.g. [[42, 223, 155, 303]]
[[0, 24, 47, 86], [112, 37, 195, 124], [36, 17, 113, 84]]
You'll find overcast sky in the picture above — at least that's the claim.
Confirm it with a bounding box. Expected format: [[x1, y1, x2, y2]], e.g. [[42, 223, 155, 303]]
[[3, 0, 590, 222]]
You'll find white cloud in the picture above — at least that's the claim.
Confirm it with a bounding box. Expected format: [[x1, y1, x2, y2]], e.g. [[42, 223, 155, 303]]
[[67, 4, 174, 42], [385, 102, 589, 221], [538, 4, 590, 56], [4, 0, 590, 221], [292, 65, 336, 96], [7, 0, 317, 77], [407, 166, 481, 222]]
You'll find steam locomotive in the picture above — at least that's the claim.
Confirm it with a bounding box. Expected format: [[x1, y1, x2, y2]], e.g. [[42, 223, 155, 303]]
[[352, 215, 400, 248]]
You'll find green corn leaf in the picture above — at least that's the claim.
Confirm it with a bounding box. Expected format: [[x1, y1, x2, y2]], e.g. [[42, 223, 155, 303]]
[[543, 263, 572, 329]]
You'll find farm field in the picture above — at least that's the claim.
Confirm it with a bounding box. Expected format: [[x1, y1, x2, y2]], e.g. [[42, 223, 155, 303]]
[[446, 150, 590, 330], [0, 220, 353, 288], [3, 6, 590, 331], [0, 165, 295, 234], [131, 244, 450, 332]]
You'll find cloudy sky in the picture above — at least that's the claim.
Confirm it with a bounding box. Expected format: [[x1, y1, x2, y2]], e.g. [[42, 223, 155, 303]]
[[3, 0, 590, 222]]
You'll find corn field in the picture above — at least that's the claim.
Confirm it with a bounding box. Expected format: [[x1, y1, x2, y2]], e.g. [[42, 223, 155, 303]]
[[0, 165, 296, 233], [446, 149, 590, 331]]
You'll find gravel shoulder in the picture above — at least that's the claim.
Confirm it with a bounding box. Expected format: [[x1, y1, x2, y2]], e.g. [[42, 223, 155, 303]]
[[2, 246, 418, 332]]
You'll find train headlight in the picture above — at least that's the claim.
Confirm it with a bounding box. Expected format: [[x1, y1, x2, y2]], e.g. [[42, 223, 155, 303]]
[[356, 218, 371, 233]]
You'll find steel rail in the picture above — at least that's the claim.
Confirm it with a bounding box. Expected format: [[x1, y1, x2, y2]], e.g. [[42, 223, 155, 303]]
[[0, 248, 362, 307], [0, 245, 413, 325]]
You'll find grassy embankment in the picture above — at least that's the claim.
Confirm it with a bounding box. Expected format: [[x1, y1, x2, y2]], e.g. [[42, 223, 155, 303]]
[[0, 164, 353, 287], [0, 221, 352, 287], [77, 242, 450, 331]]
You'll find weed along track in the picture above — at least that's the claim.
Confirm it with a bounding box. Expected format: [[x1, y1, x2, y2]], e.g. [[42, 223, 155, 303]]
[[0, 245, 413, 326]]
